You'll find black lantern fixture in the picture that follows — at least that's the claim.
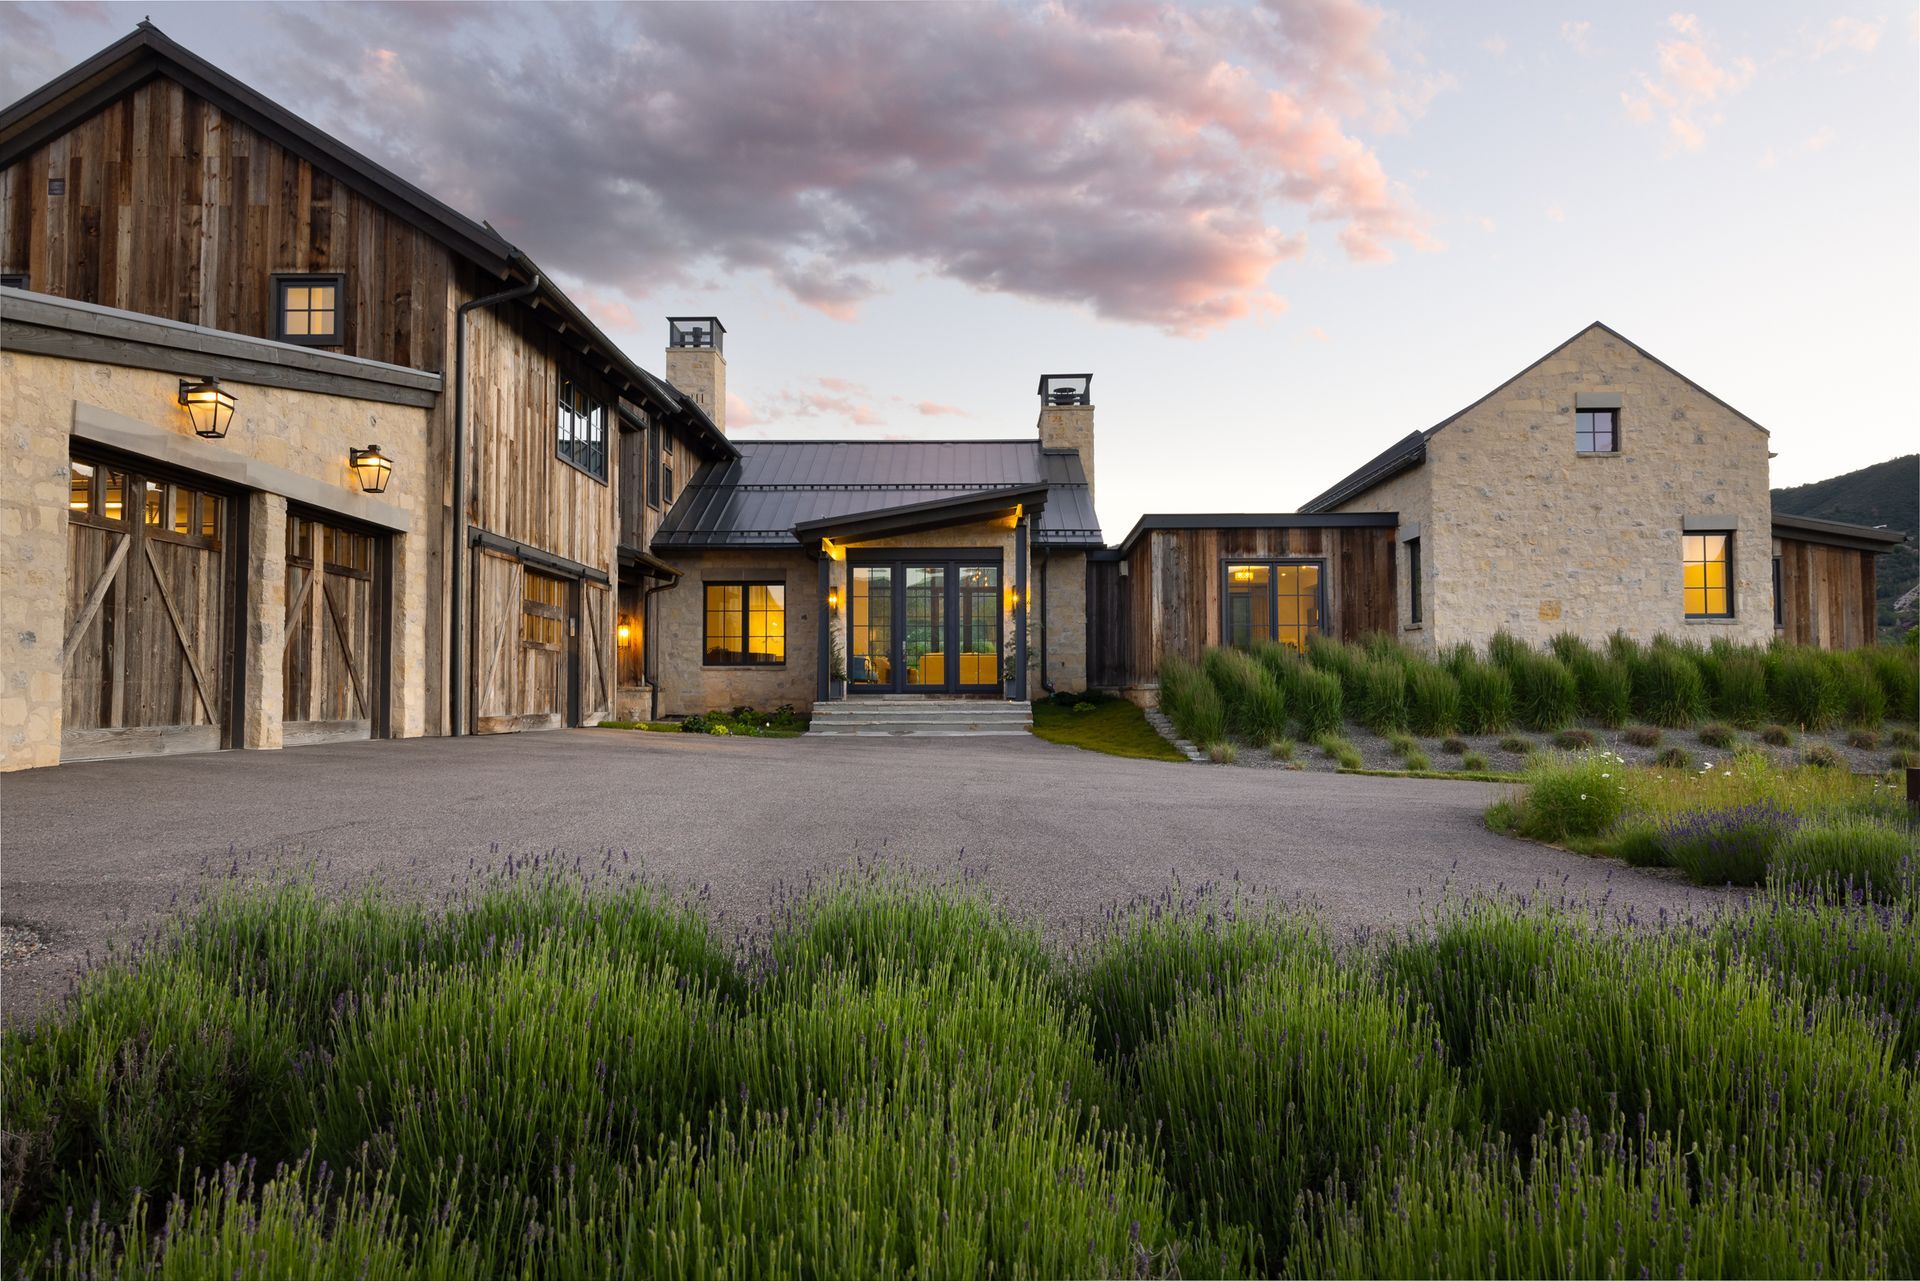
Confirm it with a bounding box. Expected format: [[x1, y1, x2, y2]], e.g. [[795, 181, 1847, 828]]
[[350, 444, 394, 494], [178, 378, 236, 439]]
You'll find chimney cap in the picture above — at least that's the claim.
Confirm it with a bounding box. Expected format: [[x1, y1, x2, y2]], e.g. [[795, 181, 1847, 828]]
[[1038, 373, 1093, 406], [668, 317, 726, 352]]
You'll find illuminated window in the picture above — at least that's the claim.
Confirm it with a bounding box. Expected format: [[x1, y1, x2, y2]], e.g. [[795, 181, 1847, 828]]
[[522, 571, 567, 649], [704, 581, 784, 665], [1682, 533, 1733, 619], [69, 460, 93, 514], [1575, 408, 1619, 453], [274, 273, 346, 346], [557, 377, 607, 481], [1225, 560, 1324, 651]]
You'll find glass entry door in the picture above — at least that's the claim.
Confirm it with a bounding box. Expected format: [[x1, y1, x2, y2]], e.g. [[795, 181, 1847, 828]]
[[847, 557, 1002, 694]]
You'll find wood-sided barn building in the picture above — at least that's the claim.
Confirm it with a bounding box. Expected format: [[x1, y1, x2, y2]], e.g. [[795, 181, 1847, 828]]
[[1771, 514, 1907, 651], [0, 21, 727, 768]]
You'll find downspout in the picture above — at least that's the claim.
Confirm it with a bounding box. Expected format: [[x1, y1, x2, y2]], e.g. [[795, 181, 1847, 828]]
[[643, 574, 681, 723], [1038, 546, 1054, 694], [449, 273, 541, 736]]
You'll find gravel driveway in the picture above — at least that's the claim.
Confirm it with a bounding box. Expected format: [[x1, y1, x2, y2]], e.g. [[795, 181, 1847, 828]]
[[0, 729, 1738, 1020]]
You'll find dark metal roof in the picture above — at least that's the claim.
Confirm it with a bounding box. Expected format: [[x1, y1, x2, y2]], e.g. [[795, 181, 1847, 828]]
[[1107, 511, 1401, 559], [1771, 512, 1909, 553], [653, 439, 1103, 550], [1300, 430, 1432, 513]]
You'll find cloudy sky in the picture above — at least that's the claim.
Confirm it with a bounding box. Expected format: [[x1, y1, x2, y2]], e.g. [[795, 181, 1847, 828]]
[[6, 1, 1915, 535]]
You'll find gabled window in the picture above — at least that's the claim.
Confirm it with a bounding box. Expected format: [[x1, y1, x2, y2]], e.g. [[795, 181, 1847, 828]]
[[1682, 532, 1733, 619], [273, 273, 345, 346], [556, 377, 607, 482], [1575, 408, 1619, 453]]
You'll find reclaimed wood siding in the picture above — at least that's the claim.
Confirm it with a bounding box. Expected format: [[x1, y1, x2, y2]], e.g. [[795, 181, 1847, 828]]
[[1089, 526, 1397, 687], [1775, 536, 1878, 650]]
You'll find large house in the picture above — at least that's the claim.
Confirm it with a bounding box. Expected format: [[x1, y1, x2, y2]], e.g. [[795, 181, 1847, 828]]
[[0, 25, 1902, 771]]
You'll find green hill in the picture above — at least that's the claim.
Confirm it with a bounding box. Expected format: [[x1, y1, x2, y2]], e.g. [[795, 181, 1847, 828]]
[[1773, 454, 1918, 638]]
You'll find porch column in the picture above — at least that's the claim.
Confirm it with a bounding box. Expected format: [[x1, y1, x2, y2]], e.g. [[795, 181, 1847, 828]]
[[1014, 518, 1029, 701], [243, 492, 287, 750], [816, 553, 831, 701]]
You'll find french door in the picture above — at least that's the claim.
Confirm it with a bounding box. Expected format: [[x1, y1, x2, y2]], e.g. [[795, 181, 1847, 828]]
[[847, 555, 1002, 694]]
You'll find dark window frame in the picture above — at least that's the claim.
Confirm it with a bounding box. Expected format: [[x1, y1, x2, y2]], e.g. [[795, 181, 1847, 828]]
[[1406, 537, 1422, 627], [660, 429, 676, 504], [555, 375, 609, 484], [0, 272, 29, 290], [1772, 555, 1783, 628], [1219, 557, 1328, 650], [271, 272, 347, 347], [646, 424, 663, 510], [1682, 531, 1736, 620], [1575, 408, 1620, 454], [703, 579, 786, 667]]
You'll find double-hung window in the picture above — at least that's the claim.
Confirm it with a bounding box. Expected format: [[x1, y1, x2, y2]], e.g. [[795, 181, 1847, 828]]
[[557, 377, 607, 481], [704, 582, 785, 665]]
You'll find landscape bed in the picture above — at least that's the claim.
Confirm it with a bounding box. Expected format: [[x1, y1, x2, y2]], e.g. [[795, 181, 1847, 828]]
[[1156, 630, 1919, 777], [4, 863, 1917, 1278]]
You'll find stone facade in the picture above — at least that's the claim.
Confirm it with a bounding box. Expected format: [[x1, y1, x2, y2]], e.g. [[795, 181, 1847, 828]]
[[653, 549, 819, 716], [1039, 549, 1088, 690], [1333, 325, 1775, 651], [1038, 404, 1095, 503], [0, 349, 434, 771], [664, 346, 727, 431]]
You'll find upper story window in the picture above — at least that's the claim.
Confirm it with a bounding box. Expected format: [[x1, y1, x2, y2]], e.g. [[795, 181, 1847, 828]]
[[1682, 532, 1733, 619], [556, 377, 607, 482], [647, 424, 663, 510], [0, 272, 28, 290], [1575, 408, 1619, 453], [274, 273, 345, 346], [660, 429, 676, 503]]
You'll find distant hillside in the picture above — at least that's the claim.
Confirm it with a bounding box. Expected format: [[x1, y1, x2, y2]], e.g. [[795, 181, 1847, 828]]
[[1773, 454, 1917, 638]]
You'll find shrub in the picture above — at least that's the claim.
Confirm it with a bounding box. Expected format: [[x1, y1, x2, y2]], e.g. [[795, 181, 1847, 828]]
[[1829, 653, 1887, 728], [1460, 751, 1489, 771], [1771, 650, 1839, 729], [1658, 803, 1799, 886], [1622, 723, 1663, 748], [1497, 735, 1533, 755], [1133, 959, 1463, 1261], [1698, 722, 1737, 749], [1713, 653, 1772, 728], [1509, 651, 1579, 732], [1769, 818, 1913, 902], [1284, 665, 1344, 740], [1357, 657, 1409, 733], [1653, 745, 1694, 769], [1630, 647, 1707, 727], [1760, 723, 1795, 747], [1848, 727, 1881, 750], [1440, 735, 1468, 755], [1406, 664, 1462, 736], [1802, 743, 1843, 769], [1569, 652, 1633, 727], [1456, 658, 1514, 734], [1609, 818, 1670, 867], [1159, 656, 1226, 746], [1511, 752, 1628, 841], [1553, 728, 1596, 750]]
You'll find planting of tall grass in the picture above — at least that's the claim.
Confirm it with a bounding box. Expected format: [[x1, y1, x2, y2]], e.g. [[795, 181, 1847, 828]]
[[1503, 751, 1628, 841], [1456, 658, 1514, 734], [1305, 634, 1369, 706], [1356, 657, 1409, 733], [1406, 664, 1461, 736], [1284, 665, 1344, 739], [1158, 656, 1226, 746], [1711, 650, 1771, 728], [1770, 649, 1839, 729], [1629, 645, 1707, 727], [1768, 817, 1915, 903], [1507, 649, 1578, 732], [1829, 652, 1889, 727], [1203, 647, 1288, 744], [1866, 643, 1918, 721]]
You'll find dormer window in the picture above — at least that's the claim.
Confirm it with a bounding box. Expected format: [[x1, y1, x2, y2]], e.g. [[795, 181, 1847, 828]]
[[274, 273, 345, 346]]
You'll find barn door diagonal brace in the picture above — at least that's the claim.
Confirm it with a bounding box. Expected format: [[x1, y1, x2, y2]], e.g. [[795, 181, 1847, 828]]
[[60, 533, 132, 667], [142, 540, 218, 723]]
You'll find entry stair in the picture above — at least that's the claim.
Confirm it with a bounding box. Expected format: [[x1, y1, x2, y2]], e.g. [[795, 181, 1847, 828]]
[[807, 697, 1033, 737]]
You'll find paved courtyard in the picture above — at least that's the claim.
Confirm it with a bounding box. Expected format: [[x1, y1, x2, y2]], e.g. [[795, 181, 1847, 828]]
[[0, 729, 1737, 1017]]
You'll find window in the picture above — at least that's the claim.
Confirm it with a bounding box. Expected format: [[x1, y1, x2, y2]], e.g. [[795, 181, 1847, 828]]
[[556, 377, 608, 481], [704, 582, 785, 665], [660, 429, 675, 504], [1, 272, 28, 290], [523, 571, 568, 649], [1224, 561, 1324, 651], [647, 424, 663, 510], [1575, 408, 1619, 453], [1772, 555, 1783, 628], [1682, 533, 1733, 618], [273, 273, 345, 346], [1406, 538, 1422, 626]]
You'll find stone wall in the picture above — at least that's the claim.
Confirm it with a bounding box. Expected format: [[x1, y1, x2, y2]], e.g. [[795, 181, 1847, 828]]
[[664, 347, 727, 431], [652, 548, 819, 716], [1040, 549, 1088, 690], [1336, 326, 1775, 651], [1038, 404, 1095, 503], [0, 350, 433, 771]]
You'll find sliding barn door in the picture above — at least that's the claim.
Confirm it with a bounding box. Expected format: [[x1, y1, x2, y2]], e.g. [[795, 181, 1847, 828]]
[[283, 514, 383, 746], [471, 550, 568, 734], [62, 458, 232, 761], [577, 580, 612, 726]]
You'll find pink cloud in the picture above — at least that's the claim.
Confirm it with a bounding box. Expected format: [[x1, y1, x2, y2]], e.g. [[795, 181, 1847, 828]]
[[1621, 13, 1754, 152], [260, 0, 1442, 335], [916, 401, 968, 418], [1812, 16, 1882, 56]]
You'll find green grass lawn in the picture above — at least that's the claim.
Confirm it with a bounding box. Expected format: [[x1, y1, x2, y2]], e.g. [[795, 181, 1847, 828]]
[[1029, 693, 1186, 761]]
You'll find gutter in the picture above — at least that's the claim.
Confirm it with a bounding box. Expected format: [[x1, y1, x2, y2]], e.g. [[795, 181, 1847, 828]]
[[643, 574, 680, 723], [449, 273, 541, 736], [1038, 547, 1054, 695]]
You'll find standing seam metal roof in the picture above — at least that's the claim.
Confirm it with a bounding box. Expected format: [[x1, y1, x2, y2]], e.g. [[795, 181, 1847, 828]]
[[653, 439, 1102, 549]]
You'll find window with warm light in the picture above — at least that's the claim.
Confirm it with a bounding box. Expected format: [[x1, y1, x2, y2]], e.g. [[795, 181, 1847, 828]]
[[704, 582, 784, 665], [274, 273, 345, 346], [1225, 560, 1324, 650], [1683, 533, 1733, 618], [522, 571, 568, 649]]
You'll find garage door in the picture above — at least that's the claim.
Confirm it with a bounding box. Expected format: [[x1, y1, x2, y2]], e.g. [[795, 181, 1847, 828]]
[[283, 513, 385, 746], [62, 456, 233, 761]]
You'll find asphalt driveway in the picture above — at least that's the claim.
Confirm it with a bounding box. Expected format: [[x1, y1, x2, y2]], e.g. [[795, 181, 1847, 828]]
[[0, 729, 1735, 1018]]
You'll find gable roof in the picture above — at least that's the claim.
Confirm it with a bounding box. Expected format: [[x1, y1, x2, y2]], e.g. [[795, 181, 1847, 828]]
[[654, 439, 1103, 550], [0, 21, 735, 462], [1300, 321, 1769, 513]]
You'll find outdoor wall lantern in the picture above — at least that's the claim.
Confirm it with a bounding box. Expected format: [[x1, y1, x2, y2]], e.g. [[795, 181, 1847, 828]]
[[350, 444, 394, 494], [178, 378, 236, 439], [827, 585, 841, 611], [618, 619, 633, 646]]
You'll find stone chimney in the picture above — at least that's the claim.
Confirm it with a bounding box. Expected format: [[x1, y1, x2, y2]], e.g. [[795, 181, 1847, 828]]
[[665, 317, 727, 431], [1036, 373, 1094, 504]]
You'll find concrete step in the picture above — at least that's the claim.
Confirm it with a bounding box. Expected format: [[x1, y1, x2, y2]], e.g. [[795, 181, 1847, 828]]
[[808, 699, 1032, 736]]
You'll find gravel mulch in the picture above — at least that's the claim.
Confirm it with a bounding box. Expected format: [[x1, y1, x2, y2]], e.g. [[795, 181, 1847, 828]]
[[2, 924, 47, 968]]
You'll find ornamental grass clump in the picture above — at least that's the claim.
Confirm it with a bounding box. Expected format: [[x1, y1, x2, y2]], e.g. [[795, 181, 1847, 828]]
[[1158, 656, 1226, 747], [1630, 646, 1707, 727], [1509, 752, 1628, 842], [1306, 634, 1369, 706], [1866, 644, 1918, 721], [1712, 651, 1772, 728], [1622, 723, 1663, 748], [1768, 817, 1914, 904], [1456, 659, 1514, 734], [1407, 664, 1462, 736], [1570, 652, 1633, 727], [1508, 650, 1578, 732], [1314, 732, 1364, 771], [1357, 657, 1408, 733], [1204, 647, 1282, 743], [1770, 650, 1839, 730], [1283, 665, 1344, 739], [1830, 653, 1888, 727], [1657, 802, 1799, 886], [1697, 721, 1737, 749]]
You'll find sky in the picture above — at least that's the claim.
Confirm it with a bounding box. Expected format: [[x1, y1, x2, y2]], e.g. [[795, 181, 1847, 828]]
[[5, 1, 1915, 538]]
